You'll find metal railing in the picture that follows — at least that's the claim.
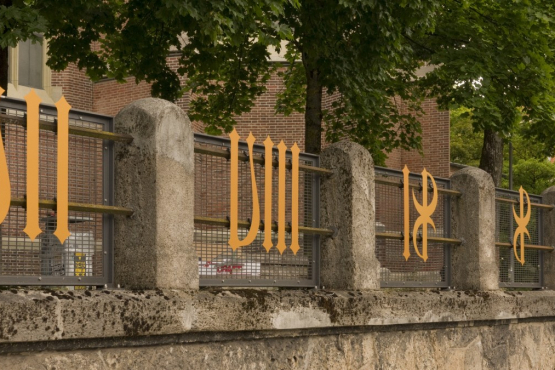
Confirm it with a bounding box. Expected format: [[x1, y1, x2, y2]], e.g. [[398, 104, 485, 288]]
[[193, 133, 331, 287], [495, 188, 553, 288], [0, 96, 132, 287], [374, 167, 461, 288]]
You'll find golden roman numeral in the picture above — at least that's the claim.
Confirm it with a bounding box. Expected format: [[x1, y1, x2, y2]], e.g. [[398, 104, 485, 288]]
[[228, 129, 260, 251], [228, 131, 300, 255], [0, 88, 11, 224], [276, 141, 287, 254], [262, 136, 273, 252], [54, 97, 71, 244], [23, 90, 41, 241], [290, 143, 300, 255]]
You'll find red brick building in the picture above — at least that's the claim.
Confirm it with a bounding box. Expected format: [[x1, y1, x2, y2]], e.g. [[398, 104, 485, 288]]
[[6, 41, 449, 177]]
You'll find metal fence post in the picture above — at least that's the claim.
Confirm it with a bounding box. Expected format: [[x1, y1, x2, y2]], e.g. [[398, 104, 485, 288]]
[[113, 98, 198, 290], [450, 167, 498, 290], [541, 186, 555, 289], [320, 141, 379, 290]]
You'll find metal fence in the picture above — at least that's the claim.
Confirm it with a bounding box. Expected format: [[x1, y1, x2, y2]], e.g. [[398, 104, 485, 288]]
[[193, 133, 327, 287], [0, 96, 131, 287], [374, 166, 461, 288], [495, 188, 551, 288]]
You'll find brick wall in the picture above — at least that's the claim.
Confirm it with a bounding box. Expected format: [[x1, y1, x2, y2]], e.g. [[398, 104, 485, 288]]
[[51, 60, 450, 176], [51, 64, 93, 111], [401, 99, 450, 178], [92, 77, 152, 116]]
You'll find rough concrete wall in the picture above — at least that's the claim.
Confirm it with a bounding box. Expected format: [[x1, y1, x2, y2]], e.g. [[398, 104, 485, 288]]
[[320, 141, 379, 290], [1, 320, 554, 369], [113, 98, 197, 289], [1, 289, 555, 368]]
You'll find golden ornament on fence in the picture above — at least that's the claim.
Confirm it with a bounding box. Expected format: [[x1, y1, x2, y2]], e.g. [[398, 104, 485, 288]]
[[0, 88, 71, 244], [403, 165, 438, 262], [513, 186, 531, 265], [228, 129, 300, 255]]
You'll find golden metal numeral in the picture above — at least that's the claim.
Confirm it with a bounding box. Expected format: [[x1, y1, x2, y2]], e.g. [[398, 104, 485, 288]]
[[0, 87, 11, 224], [54, 97, 71, 244], [228, 129, 260, 251], [23, 90, 42, 241]]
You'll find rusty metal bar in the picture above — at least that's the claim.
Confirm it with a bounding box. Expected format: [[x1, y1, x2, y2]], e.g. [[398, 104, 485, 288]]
[[495, 197, 554, 210], [375, 178, 462, 197], [194, 216, 334, 236], [10, 198, 133, 216], [376, 231, 463, 245], [0, 113, 134, 143], [194, 144, 333, 176], [495, 242, 554, 252]]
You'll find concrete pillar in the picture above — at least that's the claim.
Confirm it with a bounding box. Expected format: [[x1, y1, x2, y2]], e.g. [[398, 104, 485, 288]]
[[541, 186, 555, 289], [320, 141, 379, 290], [113, 98, 197, 290], [450, 167, 498, 290]]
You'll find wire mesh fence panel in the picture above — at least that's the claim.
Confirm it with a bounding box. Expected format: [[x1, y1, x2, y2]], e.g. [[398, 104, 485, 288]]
[[194, 133, 320, 287], [496, 189, 543, 288], [375, 167, 452, 288], [0, 97, 113, 287]]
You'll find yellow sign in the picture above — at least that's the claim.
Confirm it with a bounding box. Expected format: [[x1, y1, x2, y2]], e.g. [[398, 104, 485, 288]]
[[228, 129, 300, 255], [512, 186, 531, 265], [74, 252, 86, 290], [403, 166, 438, 262], [0, 88, 71, 244]]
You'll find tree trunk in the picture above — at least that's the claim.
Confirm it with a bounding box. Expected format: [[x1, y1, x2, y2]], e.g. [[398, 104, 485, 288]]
[[479, 129, 504, 186], [303, 56, 323, 154]]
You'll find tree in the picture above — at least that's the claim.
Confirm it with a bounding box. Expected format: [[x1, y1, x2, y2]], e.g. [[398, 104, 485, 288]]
[[2, 1, 443, 160], [416, 0, 555, 185], [0, 0, 293, 97], [451, 106, 555, 194], [450, 107, 482, 167], [512, 159, 555, 195], [184, 0, 441, 158]]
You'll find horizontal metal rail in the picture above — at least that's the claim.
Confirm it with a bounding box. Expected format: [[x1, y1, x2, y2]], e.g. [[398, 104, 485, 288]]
[[194, 144, 333, 176], [0, 113, 133, 143], [375, 178, 462, 197], [10, 198, 133, 216], [376, 231, 463, 245], [495, 197, 554, 210], [495, 242, 554, 252], [194, 216, 334, 236]]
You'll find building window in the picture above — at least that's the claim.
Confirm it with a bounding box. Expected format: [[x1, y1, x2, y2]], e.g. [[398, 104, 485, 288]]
[[17, 37, 44, 89], [8, 35, 50, 91]]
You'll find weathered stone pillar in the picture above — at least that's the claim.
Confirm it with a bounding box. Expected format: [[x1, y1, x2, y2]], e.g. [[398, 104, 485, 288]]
[[450, 167, 498, 290], [320, 141, 379, 290], [541, 186, 555, 289], [113, 98, 197, 290]]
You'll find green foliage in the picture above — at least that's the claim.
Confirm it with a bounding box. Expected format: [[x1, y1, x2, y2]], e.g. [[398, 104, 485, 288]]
[[0, 1, 46, 48], [277, 0, 441, 160], [450, 107, 482, 167], [0, 0, 450, 162], [5, 0, 555, 166], [451, 106, 555, 194], [418, 0, 555, 161], [511, 159, 555, 195]]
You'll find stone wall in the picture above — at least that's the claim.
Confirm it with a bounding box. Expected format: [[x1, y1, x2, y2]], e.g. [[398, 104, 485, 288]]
[[1, 289, 555, 369], [2, 320, 554, 369]]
